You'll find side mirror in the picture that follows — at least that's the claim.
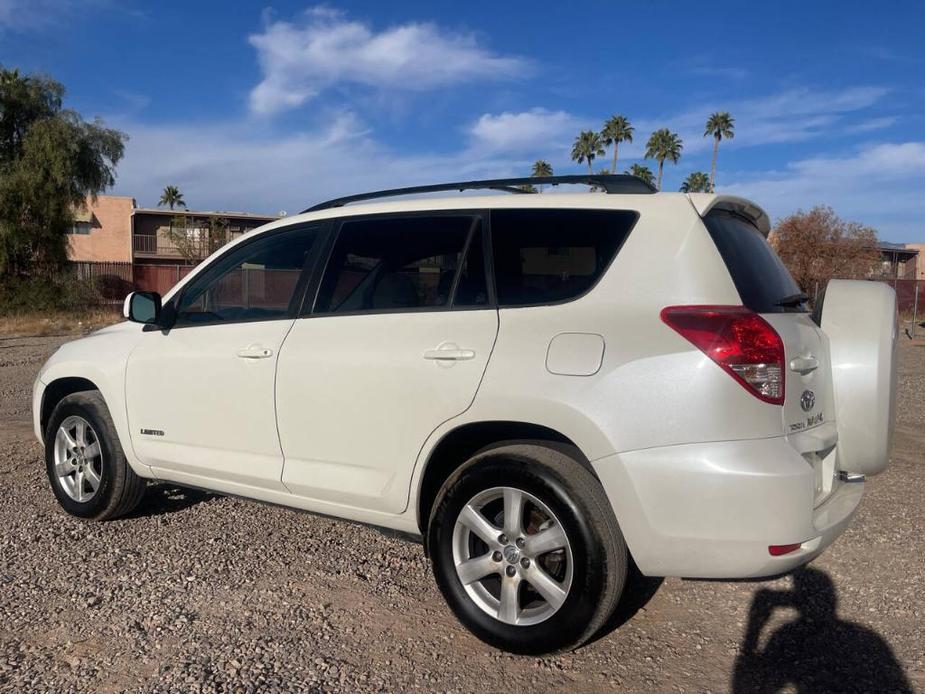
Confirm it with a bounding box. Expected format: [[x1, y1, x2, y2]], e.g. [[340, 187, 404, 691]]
[[123, 291, 162, 325]]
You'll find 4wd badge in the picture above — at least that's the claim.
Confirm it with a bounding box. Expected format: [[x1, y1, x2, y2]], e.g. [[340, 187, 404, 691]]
[[800, 390, 816, 412]]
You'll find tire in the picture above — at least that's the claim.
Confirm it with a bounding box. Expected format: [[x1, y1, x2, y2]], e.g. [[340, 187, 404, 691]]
[[44, 390, 146, 520], [427, 443, 627, 654]]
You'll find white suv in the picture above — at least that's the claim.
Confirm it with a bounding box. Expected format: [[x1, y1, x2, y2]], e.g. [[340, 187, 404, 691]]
[[34, 175, 897, 654]]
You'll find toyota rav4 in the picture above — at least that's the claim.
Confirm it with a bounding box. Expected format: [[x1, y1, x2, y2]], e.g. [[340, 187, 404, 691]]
[[33, 175, 897, 654]]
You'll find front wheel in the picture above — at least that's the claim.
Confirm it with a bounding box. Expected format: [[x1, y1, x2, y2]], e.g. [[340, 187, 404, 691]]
[[44, 391, 146, 520], [428, 444, 627, 654]]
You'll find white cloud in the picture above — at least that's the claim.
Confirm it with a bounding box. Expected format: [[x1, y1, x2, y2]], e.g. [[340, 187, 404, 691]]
[[844, 116, 897, 134], [468, 108, 583, 154], [110, 112, 525, 215], [0, 0, 73, 30], [725, 142, 925, 241], [108, 107, 925, 243], [248, 7, 529, 115]]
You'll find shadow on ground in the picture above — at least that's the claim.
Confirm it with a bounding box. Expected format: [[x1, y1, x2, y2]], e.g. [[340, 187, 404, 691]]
[[732, 567, 912, 693], [130, 484, 215, 517]]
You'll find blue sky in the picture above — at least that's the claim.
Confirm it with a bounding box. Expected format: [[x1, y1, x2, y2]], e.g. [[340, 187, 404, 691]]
[[2, 1, 924, 241]]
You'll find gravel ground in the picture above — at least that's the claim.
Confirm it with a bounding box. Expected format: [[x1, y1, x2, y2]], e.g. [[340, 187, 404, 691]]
[[0, 332, 923, 693]]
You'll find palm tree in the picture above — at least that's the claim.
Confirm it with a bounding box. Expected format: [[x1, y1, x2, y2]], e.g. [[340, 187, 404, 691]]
[[625, 163, 655, 187], [531, 159, 553, 192], [571, 130, 605, 175], [644, 129, 683, 191], [158, 185, 186, 210], [704, 112, 734, 192], [680, 171, 711, 193], [600, 115, 634, 174]]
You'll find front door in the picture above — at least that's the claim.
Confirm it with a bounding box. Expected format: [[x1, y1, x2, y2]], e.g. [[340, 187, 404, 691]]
[[125, 224, 324, 490], [276, 212, 498, 513]]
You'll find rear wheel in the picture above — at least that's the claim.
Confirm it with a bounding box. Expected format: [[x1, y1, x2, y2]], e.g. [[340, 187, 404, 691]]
[[44, 391, 146, 520], [428, 443, 627, 654]]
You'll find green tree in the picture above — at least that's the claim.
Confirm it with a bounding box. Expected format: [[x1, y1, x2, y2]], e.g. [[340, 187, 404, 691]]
[[165, 214, 229, 263], [625, 163, 655, 187], [644, 128, 683, 191], [0, 67, 125, 278], [601, 115, 634, 174], [704, 111, 734, 192], [531, 159, 553, 191], [680, 171, 711, 193], [571, 130, 605, 175], [158, 185, 186, 210]]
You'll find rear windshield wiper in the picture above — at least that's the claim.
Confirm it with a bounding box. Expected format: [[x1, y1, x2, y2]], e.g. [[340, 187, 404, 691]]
[[774, 292, 809, 307]]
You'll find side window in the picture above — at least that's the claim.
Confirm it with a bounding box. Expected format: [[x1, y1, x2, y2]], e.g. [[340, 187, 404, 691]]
[[174, 225, 321, 326], [490, 209, 637, 306], [314, 214, 485, 313], [453, 226, 489, 307]]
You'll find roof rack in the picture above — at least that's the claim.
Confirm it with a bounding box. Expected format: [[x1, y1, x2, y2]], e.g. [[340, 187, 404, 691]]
[[301, 174, 656, 213]]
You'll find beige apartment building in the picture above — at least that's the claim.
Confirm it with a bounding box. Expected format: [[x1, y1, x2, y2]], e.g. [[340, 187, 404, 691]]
[[904, 243, 925, 279], [68, 195, 136, 262], [69, 195, 277, 265], [68, 195, 279, 296]]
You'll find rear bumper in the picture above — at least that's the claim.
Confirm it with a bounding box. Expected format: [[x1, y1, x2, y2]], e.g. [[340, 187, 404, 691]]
[[591, 436, 863, 579]]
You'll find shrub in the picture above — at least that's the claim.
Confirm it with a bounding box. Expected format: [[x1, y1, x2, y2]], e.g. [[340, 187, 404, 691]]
[[0, 273, 103, 315]]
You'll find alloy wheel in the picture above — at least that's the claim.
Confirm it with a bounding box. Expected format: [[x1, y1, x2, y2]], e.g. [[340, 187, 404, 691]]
[[53, 415, 103, 503], [452, 486, 573, 626]]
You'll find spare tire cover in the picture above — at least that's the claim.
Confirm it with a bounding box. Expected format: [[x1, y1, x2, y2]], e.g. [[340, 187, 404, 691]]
[[820, 279, 897, 476]]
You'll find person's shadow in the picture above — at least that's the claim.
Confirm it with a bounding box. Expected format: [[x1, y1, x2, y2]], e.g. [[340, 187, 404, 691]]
[[732, 567, 912, 693]]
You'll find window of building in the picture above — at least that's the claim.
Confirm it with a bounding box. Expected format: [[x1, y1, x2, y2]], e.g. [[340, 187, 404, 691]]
[[314, 214, 483, 314], [69, 222, 92, 235], [489, 209, 637, 306]]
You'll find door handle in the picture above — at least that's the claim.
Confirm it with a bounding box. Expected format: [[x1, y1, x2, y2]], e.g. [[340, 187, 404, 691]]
[[790, 355, 819, 374], [236, 345, 274, 359], [424, 347, 475, 361]]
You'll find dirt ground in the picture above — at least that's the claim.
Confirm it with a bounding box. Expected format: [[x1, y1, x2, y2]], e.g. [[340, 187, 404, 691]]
[[0, 332, 922, 692]]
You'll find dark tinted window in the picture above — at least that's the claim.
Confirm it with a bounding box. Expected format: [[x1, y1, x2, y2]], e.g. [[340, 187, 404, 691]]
[[315, 215, 484, 313], [175, 226, 320, 326], [704, 211, 806, 313], [454, 226, 489, 307], [490, 209, 637, 306]]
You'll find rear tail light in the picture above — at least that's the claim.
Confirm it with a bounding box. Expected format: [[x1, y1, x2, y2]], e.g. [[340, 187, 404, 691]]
[[768, 543, 802, 556], [660, 305, 785, 405]]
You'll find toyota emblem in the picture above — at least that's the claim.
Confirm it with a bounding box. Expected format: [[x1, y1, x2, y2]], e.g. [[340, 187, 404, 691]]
[[800, 390, 816, 412]]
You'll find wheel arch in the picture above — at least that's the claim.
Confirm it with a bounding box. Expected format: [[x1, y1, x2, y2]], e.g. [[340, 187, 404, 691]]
[[415, 420, 599, 537], [41, 376, 100, 435]]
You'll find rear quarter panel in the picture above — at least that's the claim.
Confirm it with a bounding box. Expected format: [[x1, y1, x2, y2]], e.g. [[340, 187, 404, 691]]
[[456, 195, 786, 462]]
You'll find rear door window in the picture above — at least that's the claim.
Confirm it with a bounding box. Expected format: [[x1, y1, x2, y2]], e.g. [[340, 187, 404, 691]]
[[313, 214, 486, 313], [489, 209, 637, 306], [704, 211, 807, 313]]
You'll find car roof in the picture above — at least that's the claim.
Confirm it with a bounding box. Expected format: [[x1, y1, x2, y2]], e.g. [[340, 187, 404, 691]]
[[257, 191, 771, 237]]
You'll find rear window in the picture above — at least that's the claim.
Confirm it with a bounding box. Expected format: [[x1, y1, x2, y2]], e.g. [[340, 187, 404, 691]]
[[490, 209, 637, 306], [704, 211, 806, 313]]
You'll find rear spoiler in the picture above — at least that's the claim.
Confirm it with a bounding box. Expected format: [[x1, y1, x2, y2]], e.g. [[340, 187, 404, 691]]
[[686, 194, 771, 236]]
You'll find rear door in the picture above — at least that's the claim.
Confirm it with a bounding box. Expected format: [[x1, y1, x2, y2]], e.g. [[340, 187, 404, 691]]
[[704, 210, 838, 502], [275, 211, 497, 514]]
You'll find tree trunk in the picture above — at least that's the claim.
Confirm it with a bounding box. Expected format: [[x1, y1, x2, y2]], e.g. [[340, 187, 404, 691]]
[[612, 143, 618, 174], [588, 159, 594, 175], [710, 136, 719, 192], [657, 160, 664, 191]]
